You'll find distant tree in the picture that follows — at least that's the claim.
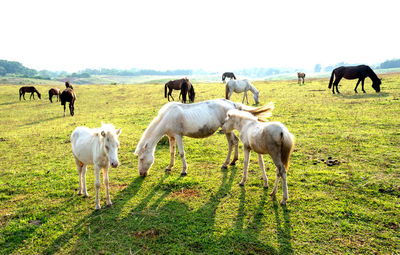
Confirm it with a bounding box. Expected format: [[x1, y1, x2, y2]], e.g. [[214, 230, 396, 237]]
[[379, 59, 400, 69], [0, 66, 6, 76], [314, 64, 321, 72]]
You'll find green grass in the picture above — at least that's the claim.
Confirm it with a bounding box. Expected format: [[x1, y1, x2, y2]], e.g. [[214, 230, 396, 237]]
[[0, 74, 399, 254]]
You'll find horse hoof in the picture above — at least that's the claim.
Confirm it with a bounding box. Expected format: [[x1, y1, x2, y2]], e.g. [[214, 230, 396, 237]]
[[239, 182, 245, 186], [107, 203, 113, 207], [229, 162, 236, 166], [180, 172, 187, 176], [165, 168, 171, 172], [221, 165, 228, 170], [280, 200, 287, 205]]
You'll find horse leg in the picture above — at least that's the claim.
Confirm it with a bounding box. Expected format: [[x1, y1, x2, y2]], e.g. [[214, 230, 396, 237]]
[[354, 79, 361, 93], [63, 104, 66, 117], [361, 78, 366, 93], [165, 136, 176, 171], [222, 132, 239, 169], [94, 164, 102, 210], [175, 135, 187, 176], [74, 157, 83, 195], [239, 147, 251, 186], [50, 94, 53, 103], [23, 92, 26, 100], [268, 148, 289, 204], [333, 76, 341, 94], [80, 165, 88, 197], [302, 77, 305, 84], [30, 92, 33, 100], [102, 166, 112, 207], [258, 154, 268, 188]]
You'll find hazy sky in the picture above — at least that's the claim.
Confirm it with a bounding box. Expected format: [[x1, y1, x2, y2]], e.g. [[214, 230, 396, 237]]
[[1, 0, 399, 72]]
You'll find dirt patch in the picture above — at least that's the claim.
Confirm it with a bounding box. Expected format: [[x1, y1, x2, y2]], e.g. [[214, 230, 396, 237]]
[[130, 228, 160, 239], [169, 188, 200, 199]]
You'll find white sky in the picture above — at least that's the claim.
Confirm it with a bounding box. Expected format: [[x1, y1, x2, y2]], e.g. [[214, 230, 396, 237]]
[[0, 0, 399, 72]]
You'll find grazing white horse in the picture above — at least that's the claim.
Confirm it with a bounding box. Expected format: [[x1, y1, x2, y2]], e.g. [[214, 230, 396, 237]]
[[134, 99, 274, 177], [222, 109, 294, 205], [71, 123, 122, 210], [225, 79, 260, 104]]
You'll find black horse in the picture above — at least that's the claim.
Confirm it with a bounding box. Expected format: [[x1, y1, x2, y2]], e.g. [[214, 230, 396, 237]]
[[60, 88, 76, 116], [179, 80, 196, 103], [19, 86, 41, 100], [328, 65, 381, 94], [222, 72, 236, 82]]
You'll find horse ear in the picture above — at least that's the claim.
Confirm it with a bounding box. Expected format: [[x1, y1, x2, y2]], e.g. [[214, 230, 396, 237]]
[[116, 128, 122, 136], [101, 131, 106, 137]]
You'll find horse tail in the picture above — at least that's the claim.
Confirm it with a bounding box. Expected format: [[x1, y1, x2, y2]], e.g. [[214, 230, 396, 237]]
[[225, 83, 229, 99], [280, 130, 295, 171], [328, 70, 335, 88], [238, 102, 274, 121]]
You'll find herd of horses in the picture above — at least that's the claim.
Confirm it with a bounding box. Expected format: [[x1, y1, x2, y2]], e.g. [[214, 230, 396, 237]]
[[16, 64, 382, 209]]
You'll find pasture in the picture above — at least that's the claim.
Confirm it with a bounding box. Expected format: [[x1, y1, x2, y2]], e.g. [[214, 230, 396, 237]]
[[0, 75, 399, 254]]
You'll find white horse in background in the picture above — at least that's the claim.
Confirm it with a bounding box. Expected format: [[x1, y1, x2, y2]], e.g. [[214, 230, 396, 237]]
[[222, 109, 294, 205], [71, 123, 122, 210], [225, 79, 260, 105], [134, 99, 274, 177]]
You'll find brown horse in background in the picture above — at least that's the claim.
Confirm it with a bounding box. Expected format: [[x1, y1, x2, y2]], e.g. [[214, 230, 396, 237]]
[[164, 78, 195, 103], [328, 65, 381, 94], [297, 72, 305, 84], [65, 81, 73, 90], [60, 88, 76, 116], [48, 88, 61, 103], [19, 86, 41, 100]]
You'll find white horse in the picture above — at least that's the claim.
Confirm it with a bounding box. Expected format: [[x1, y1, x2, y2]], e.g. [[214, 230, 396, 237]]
[[134, 99, 274, 177], [222, 109, 294, 205], [71, 123, 122, 210], [225, 79, 260, 104]]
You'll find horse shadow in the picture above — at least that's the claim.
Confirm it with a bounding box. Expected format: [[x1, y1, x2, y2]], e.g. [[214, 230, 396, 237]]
[[42, 166, 292, 254], [335, 92, 389, 99], [18, 115, 64, 127]]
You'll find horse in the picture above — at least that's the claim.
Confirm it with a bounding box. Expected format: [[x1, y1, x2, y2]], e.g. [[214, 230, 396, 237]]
[[19, 86, 41, 100], [65, 81, 73, 90], [48, 88, 61, 103], [134, 99, 274, 177], [60, 88, 76, 116], [297, 72, 305, 84], [71, 123, 122, 210], [164, 78, 194, 103], [225, 79, 259, 104], [222, 109, 294, 205], [178, 80, 196, 103], [328, 65, 381, 94], [222, 72, 236, 82]]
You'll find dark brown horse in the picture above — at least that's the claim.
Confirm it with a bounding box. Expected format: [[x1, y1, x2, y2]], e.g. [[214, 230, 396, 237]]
[[297, 72, 305, 84], [19, 86, 41, 100], [60, 88, 76, 116], [164, 78, 195, 103], [65, 81, 73, 90], [48, 88, 61, 103], [179, 80, 196, 103], [222, 72, 236, 82], [329, 65, 381, 94]]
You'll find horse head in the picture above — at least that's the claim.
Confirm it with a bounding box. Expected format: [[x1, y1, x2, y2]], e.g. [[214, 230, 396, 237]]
[[101, 126, 122, 168], [372, 78, 381, 92], [134, 142, 155, 177], [189, 86, 195, 102]]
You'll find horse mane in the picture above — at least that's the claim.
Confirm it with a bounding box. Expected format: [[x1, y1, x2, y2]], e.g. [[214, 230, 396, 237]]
[[134, 103, 173, 155], [235, 102, 274, 122], [366, 66, 380, 82], [93, 123, 118, 141]]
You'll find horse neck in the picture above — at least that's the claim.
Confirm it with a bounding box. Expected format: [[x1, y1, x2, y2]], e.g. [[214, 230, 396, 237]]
[[367, 69, 379, 82], [248, 84, 258, 94], [138, 118, 166, 152]]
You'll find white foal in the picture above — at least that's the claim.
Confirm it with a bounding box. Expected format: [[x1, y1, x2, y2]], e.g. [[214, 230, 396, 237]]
[[222, 109, 294, 204], [71, 123, 121, 210]]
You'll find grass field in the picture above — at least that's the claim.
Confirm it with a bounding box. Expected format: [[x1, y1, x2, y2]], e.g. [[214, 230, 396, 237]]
[[0, 74, 399, 254]]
